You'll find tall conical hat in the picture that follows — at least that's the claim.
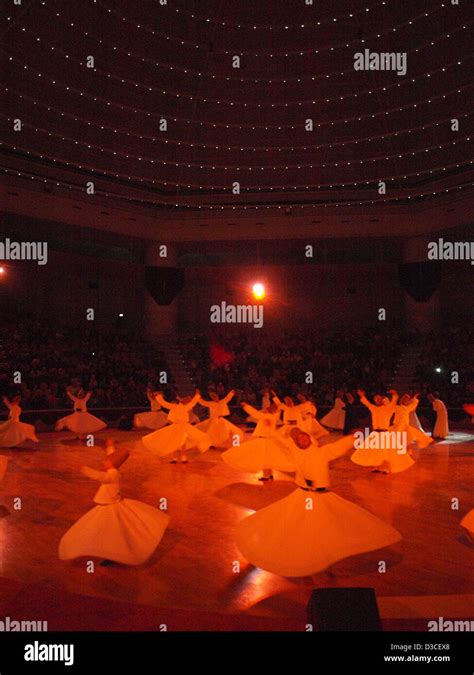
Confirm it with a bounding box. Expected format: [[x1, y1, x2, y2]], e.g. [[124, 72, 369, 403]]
[[107, 448, 130, 469], [104, 438, 116, 456]]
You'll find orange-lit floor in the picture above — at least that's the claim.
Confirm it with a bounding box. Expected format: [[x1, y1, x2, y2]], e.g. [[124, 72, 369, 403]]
[[0, 429, 473, 630]]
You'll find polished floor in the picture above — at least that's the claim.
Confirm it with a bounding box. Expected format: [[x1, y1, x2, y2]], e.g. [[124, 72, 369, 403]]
[[0, 428, 473, 630]]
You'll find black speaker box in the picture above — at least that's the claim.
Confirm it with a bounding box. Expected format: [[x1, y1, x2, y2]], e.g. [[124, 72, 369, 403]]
[[307, 587, 382, 631], [145, 267, 185, 305], [398, 261, 442, 302]]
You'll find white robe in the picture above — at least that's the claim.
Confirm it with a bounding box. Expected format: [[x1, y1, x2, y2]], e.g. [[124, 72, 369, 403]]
[[235, 435, 401, 577], [223, 403, 295, 473], [272, 396, 305, 438], [246, 394, 270, 423], [196, 392, 243, 448], [409, 411, 425, 432], [351, 431, 415, 473], [59, 467, 169, 565], [134, 394, 168, 430], [320, 397, 346, 430], [0, 403, 38, 447], [298, 401, 329, 439], [391, 399, 433, 449], [360, 395, 397, 430], [142, 393, 210, 456], [56, 393, 107, 435], [352, 394, 414, 472], [432, 399, 449, 439]]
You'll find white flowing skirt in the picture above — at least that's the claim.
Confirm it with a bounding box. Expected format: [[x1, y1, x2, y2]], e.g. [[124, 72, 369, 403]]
[[433, 412, 449, 439], [0, 419, 38, 447], [392, 423, 433, 449], [351, 447, 415, 473], [59, 498, 170, 565], [56, 411, 107, 435], [236, 488, 401, 577], [133, 410, 168, 430], [320, 407, 345, 430], [142, 422, 211, 456], [196, 417, 243, 448], [409, 412, 425, 432], [222, 436, 295, 473], [351, 431, 415, 473]]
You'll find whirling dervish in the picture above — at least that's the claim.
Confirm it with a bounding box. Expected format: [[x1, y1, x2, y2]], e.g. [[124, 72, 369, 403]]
[[223, 400, 295, 481], [428, 393, 449, 440], [0, 395, 39, 447], [133, 389, 168, 430], [235, 428, 401, 577], [271, 392, 306, 438], [320, 390, 346, 430], [178, 394, 200, 425], [55, 388, 107, 439], [296, 393, 329, 439], [196, 389, 243, 448], [351, 389, 411, 473], [246, 388, 271, 424], [59, 447, 169, 565], [391, 393, 434, 449], [141, 389, 210, 463], [358, 389, 398, 432]]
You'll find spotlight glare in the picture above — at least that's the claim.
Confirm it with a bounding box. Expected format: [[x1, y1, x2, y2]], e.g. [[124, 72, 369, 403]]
[[435, 367, 442, 373], [0, 267, 5, 274], [252, 282, 265, 300]]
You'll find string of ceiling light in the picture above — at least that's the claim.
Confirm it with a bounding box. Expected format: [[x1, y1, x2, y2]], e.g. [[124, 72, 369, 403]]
[[2, 139, 471, 192], [4, 51, 472, 129], [170, 0, 392, 30], [4, 85, 471, 151], [2, 115, 470, 173], [10, 25, 472, 107], [94, 0, 448, 57], [46, 3, 466, 85], [2, 165, 472, 210], [3, 1, 472, 212]]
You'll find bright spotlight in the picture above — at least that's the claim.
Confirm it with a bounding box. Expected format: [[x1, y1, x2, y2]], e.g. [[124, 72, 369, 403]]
[[435, 367, 442, 373], [0, 267, 5, 275], [252, 282, 265, 300]]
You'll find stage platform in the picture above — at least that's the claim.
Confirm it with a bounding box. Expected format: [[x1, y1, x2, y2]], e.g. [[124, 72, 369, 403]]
[[0, 429, 472, 631]]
